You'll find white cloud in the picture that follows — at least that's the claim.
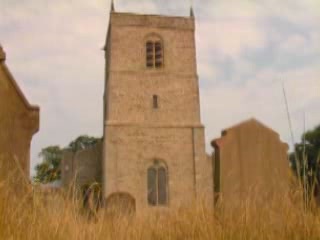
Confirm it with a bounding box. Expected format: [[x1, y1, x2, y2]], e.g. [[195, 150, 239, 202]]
[[201, 63, 320, 152], [198, 19, 266, 58]]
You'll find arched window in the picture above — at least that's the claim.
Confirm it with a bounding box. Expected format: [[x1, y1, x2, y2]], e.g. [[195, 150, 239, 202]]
[[145, 36, 163, 69], [147, 160, 168, 206]]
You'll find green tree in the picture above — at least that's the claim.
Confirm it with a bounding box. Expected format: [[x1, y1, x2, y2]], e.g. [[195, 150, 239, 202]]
[[34, 135, 101, 183], [34, 146, 63, 183], [66, 135, 101, 153], [290, 124, 320, 201]]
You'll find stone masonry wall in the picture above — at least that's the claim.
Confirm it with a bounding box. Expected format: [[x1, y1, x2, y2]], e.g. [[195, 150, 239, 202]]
[[103, 12, 211, 210], [0, 46, 39, 179], [104, 126, 200, 210], [61, 142, 102, 190]]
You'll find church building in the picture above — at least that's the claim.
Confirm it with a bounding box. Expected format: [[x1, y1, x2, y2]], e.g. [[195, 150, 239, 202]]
[[0, 45, 40, 181], [61, 2, 290, 212], [102, 2, 213, 210]]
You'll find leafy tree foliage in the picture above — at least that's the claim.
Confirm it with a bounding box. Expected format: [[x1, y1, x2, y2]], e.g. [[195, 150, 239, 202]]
[[34, 135, 101, 183], [290, 124, 320, 201], [66, 135, 101, 153], [34, 146, 62, 183]]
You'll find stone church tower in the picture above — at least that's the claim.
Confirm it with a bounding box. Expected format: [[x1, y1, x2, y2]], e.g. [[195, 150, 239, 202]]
[[60, 1, 290, 210], [102, 3, 213, 211]]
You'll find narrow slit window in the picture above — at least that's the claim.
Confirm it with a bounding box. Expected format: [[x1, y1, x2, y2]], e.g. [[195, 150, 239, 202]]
[[153, 95, 158, 109]]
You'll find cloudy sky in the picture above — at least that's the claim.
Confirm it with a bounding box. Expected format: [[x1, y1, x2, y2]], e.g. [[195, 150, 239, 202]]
[[1, 0, 319, 176]]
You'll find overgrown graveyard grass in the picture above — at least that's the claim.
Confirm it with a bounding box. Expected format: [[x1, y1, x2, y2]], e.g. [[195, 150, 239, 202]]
[[1, 161, 320, 239]]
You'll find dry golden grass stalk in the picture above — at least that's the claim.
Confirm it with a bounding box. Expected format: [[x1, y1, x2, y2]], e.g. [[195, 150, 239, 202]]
[[1, 166, 320, 240]]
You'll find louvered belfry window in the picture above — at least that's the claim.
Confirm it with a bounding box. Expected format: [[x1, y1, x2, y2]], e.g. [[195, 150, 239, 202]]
[[147, 161, 168, 206], [146, 40, 163, 69]]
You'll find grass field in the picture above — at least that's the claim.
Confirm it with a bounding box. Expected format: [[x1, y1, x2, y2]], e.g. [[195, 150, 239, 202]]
[[1, 167, 320, 240]]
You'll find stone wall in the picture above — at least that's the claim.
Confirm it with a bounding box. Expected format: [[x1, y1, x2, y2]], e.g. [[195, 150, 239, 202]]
[[60, 151, 75, 188], [105, 13, 200, 126], [110, 13, 194, 31], [103, 12, 211, 210], [104, 126, 212, 210], [0, 45, 39, 180], [61, 142, 102, 190]]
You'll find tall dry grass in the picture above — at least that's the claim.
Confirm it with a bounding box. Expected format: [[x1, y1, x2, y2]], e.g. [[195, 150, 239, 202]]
[[1, 166, 320, 240]]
